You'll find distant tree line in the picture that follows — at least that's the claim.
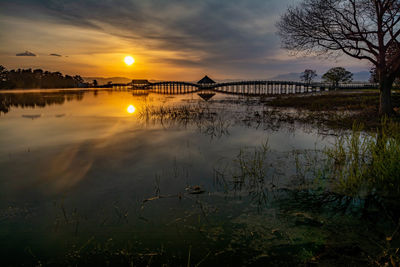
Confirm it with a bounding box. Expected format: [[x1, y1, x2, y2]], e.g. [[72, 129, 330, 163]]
[[0, 65, 89, 89], [300, 67, 353, 88]]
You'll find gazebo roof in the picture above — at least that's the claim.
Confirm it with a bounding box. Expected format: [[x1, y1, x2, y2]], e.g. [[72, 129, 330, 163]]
[[197, 75, 216, 84]]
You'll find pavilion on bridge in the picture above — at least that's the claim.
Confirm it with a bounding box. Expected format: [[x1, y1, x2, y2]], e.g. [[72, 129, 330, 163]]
[[197, 75, 216, 88], [197, 75, 216, 101]]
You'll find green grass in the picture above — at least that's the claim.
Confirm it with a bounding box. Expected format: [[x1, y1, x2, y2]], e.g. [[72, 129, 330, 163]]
[[314, 119, 400, 266], [324, 119, 400, 198]]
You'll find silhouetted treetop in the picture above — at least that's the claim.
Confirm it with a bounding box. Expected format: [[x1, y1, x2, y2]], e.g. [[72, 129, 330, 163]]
[[322, 67, 353, 88], [300, 69, 317, 85], [0, 66, 88, 89]]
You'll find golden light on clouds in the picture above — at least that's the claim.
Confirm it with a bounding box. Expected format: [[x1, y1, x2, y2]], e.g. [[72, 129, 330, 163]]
[[127, 105, 136, 114], [124, 56, 135, 66]]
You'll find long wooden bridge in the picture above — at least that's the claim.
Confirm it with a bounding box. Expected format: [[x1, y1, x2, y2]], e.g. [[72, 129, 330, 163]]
[[112, 75, 378, 96]]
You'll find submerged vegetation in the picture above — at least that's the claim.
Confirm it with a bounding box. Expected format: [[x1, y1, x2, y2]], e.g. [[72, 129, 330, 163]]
[[138, 104, 231, 138], [281, 120, 400, 266], [212, 119, 400, 265], [326, 120, 400, 199]]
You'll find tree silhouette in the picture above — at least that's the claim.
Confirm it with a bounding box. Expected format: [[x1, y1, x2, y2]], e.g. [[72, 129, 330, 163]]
[[322, 67, 353, 88], [0, 65, 7, 81], [0, 67, 88, 89], [0, 65, 9, 88], [300, 69, 317, 85], [0, 65, 6, 76], [277, 0, 400, 115]]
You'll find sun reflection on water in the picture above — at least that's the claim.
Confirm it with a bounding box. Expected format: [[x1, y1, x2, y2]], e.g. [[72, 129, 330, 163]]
[[127, 105, 136, 114]]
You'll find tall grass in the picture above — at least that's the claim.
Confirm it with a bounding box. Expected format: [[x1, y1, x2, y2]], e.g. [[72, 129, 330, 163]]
[[325, 119, 400, 199]]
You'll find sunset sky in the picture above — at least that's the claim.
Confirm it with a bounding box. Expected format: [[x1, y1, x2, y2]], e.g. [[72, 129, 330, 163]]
[[0, 0, 370, 81]]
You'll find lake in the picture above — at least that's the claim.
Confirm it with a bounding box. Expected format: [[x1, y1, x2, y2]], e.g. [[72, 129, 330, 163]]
[[0, 89, 393, 266]]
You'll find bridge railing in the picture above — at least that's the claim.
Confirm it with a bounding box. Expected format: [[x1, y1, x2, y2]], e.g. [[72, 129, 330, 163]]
[[126, 80, 381, 95]]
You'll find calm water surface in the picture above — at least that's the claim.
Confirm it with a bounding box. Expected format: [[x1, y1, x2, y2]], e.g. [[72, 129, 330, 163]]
[[0, 89, 362, 265]]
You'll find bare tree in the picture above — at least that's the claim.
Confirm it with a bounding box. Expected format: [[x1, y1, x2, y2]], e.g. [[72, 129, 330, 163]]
[[300, 69, 318, 85], [277, 0, 400, 116]]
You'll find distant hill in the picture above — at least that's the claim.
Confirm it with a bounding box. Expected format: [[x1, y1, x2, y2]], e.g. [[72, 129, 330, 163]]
[[270, 71, 371, 82], [269, 72, 303, 81], [83, 77, 132, 85]]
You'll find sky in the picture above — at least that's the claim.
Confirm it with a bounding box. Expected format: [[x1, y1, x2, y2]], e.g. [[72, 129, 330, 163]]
[[0, 0, 371, 81]]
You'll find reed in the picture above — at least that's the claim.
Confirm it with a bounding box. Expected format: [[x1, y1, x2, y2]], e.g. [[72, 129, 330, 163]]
[[324, 119, 400, 199]]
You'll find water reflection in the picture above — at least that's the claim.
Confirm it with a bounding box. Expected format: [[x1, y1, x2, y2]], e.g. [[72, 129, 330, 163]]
[[2, 89, 377, 265], [0, 90, 87, 114], [21, 114, 42, 120], [40, 144, 93, 192], [127, 104, 136, 114]]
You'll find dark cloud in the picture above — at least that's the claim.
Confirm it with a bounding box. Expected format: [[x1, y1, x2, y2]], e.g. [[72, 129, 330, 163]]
[[3, 1, 290, 66], [1, 0, 367, 76], [50, 53, 62, 57], [16, 51, 36, 56]]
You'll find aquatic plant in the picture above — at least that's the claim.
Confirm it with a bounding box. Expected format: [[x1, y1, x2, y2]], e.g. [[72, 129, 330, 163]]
[[137, 103, 231, 138], [307, 119, 400, 265], [325, 119, 400, 201]]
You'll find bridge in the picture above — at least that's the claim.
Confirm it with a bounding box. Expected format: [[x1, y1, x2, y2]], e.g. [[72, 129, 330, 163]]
[[113, 75, 378, 96]]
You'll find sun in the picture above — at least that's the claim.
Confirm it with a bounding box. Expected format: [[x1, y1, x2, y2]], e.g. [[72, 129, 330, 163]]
[[124, 56, 135, 66], [127, 105, 136, 114]]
